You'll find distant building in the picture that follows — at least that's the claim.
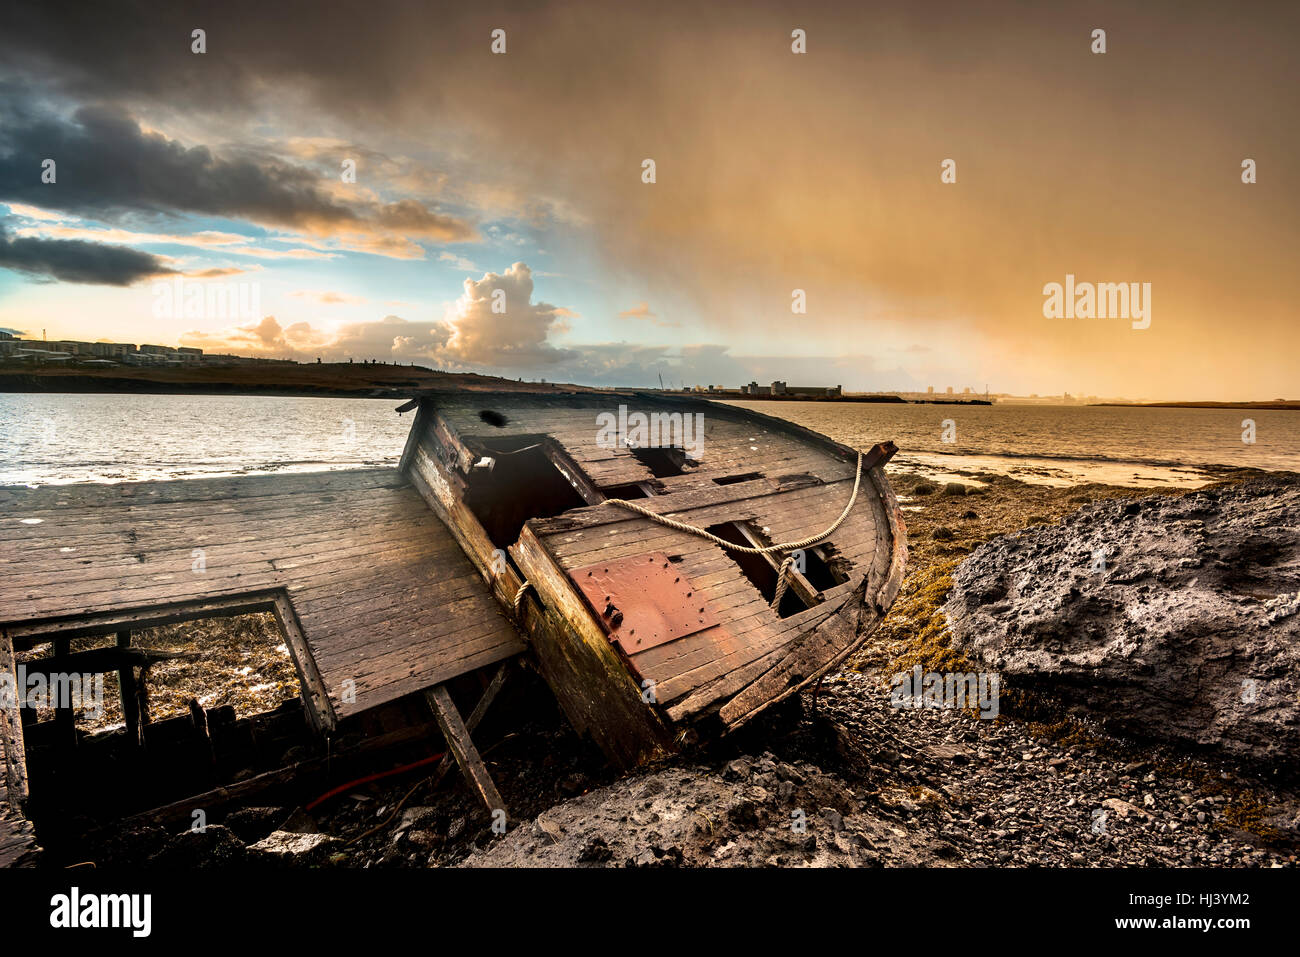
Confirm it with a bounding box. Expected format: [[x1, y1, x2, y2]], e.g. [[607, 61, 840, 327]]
[[87, 341, 137, 358], [770, 381, 841, 398], [14, 348, 72, 363]]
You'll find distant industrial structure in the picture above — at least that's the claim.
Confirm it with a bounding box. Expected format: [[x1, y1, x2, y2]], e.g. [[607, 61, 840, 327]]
[[649, 378, 991, 405], [739, 380, 842, 398]]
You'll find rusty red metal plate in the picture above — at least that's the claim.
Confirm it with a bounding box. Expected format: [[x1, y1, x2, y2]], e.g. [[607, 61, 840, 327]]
[[570, 551, 718, 654]]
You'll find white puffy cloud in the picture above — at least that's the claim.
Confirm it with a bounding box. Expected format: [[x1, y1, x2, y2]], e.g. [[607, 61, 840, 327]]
[[439, 262, 575, 367]]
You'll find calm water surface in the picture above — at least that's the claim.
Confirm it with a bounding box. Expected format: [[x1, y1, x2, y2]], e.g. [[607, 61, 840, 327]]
[[1, 393, 1297, 489], [0, 394, 411, 485], [727, 401, 1300, 487]]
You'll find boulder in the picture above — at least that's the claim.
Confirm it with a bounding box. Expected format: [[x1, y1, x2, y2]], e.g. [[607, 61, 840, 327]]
[[247, 830, 341, 865], [944, 477, 1300, 768]]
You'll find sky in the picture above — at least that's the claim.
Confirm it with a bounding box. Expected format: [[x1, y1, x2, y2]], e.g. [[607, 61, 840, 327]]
[[0, 0, 1296, 400]]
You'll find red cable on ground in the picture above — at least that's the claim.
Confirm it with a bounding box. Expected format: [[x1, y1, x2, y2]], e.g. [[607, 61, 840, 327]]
[[305, 751, 447, 811]]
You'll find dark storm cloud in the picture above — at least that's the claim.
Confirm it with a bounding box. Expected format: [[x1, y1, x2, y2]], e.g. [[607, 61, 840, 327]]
[[0, 104, 475, 243], [0, 220, 174, 285]]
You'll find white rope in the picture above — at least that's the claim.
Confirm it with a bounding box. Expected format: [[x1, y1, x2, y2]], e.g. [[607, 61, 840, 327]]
[[770, 554, 796, 610], [513, 581, 533, 614], [603, 450, 865, 556]]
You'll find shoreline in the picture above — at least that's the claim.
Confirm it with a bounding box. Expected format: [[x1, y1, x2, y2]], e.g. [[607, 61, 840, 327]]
[[0, 366, 582, 398], [1096, 400, 1300, 411]]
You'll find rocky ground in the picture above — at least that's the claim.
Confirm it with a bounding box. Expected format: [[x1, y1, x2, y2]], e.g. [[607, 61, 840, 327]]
[[464, 668, 1297, 868], [64, 466, 1300, 868]]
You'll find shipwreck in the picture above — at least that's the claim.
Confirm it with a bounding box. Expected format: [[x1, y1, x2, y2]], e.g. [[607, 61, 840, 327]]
[[0, 390, 905, 863]]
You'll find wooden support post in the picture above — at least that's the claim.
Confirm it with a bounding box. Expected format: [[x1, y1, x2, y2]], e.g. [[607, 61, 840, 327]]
[[0, 630, 30, 809], [425, 684, 506, 820], [432, 661, 510, 787], [52, 637, 77, 749], [117, 631, 143, 747], [137, 664, 152, 729]]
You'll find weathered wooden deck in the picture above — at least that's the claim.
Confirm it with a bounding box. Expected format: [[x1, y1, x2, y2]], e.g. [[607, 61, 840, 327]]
[[0, 469, 525, 725]]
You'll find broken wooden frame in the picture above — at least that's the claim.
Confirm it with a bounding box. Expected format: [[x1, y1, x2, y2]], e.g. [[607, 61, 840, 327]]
[[4, 590, 336, 737], [3, 589, 519, 823]]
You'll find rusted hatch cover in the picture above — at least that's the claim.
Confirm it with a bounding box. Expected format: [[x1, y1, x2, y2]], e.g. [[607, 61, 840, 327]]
[[570, 552, 718, 653]]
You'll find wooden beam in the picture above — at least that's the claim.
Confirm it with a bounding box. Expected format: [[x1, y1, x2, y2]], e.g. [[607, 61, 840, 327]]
[[730, 520, 823, 609], [404, 420, 527, 609], [20, 645, 195, 678], [431, 660, 511, 786], [51, 637, 78, 749], [6, 591, 282, 649], [138, 665, 153, 727], [542, 439, 605, 506], [425, 684, 506, 818], [271, 593, 337, 735], [116, 631, 143, 748], [0, 630, 30, 809], [396, 399, 428, 474], [509, 524, 676, 769]]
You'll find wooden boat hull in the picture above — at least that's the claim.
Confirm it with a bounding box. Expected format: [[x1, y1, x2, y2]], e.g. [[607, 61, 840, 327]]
[[401, 391, 907, 767]]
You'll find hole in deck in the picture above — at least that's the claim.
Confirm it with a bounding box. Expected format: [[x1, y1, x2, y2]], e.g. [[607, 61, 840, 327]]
[[627, 445, 694, 478], [464, 434, 591, 548], [603, 482, 654, 500], [712, 472, 764, 486], [800, 545, 851, 592], [704, 522, 813, 619]]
